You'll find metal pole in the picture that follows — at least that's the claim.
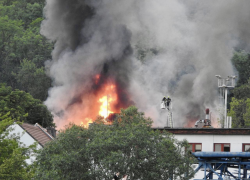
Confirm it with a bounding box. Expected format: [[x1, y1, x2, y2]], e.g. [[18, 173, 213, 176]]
[[238, 162, 241, 179], [223, 88, 225, 105], [224, 88, 228, 128], [216, 75, 236, 128], [204, 162, 207, 179]]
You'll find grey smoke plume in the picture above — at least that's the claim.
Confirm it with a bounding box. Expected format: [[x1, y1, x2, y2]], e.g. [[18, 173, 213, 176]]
[[42, 0, 250, 128]]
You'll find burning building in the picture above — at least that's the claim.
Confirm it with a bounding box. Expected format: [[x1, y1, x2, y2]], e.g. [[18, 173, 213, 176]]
[[41, 1, 250, 129]]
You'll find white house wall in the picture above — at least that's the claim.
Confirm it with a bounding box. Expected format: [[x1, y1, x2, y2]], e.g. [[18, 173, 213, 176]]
[[7, 124, 43, 164], [174, 134, 250, 152]]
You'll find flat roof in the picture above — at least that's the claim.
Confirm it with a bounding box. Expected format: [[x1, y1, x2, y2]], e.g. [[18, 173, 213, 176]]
[[152, 128, 250, 135]]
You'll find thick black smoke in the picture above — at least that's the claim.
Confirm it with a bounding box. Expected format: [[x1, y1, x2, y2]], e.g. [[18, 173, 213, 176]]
[[42, 0, 250, 128], [42, 0, 135, 127]]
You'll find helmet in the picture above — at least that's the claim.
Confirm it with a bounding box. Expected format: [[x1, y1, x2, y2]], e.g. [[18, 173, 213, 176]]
[[168, 96, 170, 98]]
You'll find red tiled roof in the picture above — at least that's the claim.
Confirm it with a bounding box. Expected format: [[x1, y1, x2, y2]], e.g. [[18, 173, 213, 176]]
[[21, 123, 54, 147]]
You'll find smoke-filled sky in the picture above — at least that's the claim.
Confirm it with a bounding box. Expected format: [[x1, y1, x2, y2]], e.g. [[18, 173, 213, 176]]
[[41, 0, 250, 128]]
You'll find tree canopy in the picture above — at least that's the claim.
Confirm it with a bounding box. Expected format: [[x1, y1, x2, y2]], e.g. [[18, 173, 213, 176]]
[[0, 84, 54, 127], [228, 51, 250, 128], [228, 81, 250, 128], [34, 106, 195, 180], [231, 51, 250, 86], [0, 0, 52, 101]]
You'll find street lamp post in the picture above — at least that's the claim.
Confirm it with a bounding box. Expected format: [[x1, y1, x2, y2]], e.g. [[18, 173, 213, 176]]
[[215, 75, 236, 128]]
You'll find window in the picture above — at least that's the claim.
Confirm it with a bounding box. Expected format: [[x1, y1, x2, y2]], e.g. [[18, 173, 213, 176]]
[[242, 144, 250, 152], [214, 143, 230, 152], [188, 143, 202, 152]]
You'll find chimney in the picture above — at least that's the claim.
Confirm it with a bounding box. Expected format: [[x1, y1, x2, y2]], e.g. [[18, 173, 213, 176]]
[[47, 127, 57, 138], [205, 108, 209, 119], [194, 108, 212, 128]]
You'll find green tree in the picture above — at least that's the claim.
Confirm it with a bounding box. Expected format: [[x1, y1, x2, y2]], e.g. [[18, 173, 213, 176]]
[[228, 97, 250, 128], [0, 113, 36, 179], [0, 0, 53, 101], [34, 106, 195, 180], [228, 79, 250, 128], [0, 14, 23, 86], [14, 59, 51, 101], [232, 51, 250, 86], [232, 81, 250, 100], [228, 97, 246, 128], [0, 84, 54, 127], [243, 98, 250, 127]]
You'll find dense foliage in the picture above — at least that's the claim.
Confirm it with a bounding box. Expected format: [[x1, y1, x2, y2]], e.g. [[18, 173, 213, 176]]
[[0, 0, 52, 101], [231, 51, 250, 86], [34, 106, 195, 180], [0, 1, 52, 179], [228, 51, 250, 128], [0, 84, 54, 127], [0, 113, 36, 179]]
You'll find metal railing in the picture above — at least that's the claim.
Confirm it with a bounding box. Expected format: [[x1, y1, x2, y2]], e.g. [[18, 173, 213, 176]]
[[194, 179, 250, 180]]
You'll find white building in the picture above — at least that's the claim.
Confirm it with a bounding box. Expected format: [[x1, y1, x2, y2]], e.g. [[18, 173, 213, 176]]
[[153, 128, 250, 179], [164, 128, 250, 153], [8, 123, 55, 164], [159, 107, 250, 153]]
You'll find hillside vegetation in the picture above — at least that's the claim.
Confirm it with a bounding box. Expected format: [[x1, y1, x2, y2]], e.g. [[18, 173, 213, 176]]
[[0, 0, 250, 128]]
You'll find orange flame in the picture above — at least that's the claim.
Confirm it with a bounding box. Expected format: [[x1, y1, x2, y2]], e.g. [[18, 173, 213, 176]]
[[98, 84, 117, 118], [59, 75, 119, 129], [76, 77, 118, 128], [80, 118, 93, 128]]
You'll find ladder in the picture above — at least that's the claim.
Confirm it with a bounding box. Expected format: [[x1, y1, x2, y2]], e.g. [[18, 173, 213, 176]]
[[167, 110, 173, 128], [161, 100, 173, 128]]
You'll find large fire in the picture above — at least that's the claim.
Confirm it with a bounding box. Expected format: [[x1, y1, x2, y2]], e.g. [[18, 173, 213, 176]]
[[98, 84, 117, 118], [79, 75, 119, 127], [56, 72, 132, 129]]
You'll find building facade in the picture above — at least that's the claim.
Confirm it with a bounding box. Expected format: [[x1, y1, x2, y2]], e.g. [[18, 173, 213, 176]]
[[184, 134, 250, 152], [154, 128, 250, 152], [154, 128, 250, 179]]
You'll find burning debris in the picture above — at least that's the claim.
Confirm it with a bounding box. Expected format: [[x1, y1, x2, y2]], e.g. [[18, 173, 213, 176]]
[[41, 0, 250, 129]]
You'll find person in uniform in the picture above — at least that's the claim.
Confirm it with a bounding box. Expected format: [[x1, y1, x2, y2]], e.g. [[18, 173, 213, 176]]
[[162, 96, 167, 102], [162, 96, 171, 110], [166, 96, 171, 110]]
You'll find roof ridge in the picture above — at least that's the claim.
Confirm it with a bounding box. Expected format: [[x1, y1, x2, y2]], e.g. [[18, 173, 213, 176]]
[[35, 123, 54, 140], [19, 123, 44, 147]]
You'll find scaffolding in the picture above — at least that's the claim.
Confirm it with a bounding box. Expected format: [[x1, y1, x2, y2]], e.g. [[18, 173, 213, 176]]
[[193, 152, 250, 180]]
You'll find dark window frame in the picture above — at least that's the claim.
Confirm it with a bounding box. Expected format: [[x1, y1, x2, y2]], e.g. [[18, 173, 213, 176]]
[[242, 144, 250, 152], [188, 143, 202, 152], [214, 143, 230, 152]]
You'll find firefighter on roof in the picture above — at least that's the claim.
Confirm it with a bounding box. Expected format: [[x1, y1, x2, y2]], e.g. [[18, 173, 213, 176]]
[[162, 96, 167, 102], [162, 96, 171, 110]]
